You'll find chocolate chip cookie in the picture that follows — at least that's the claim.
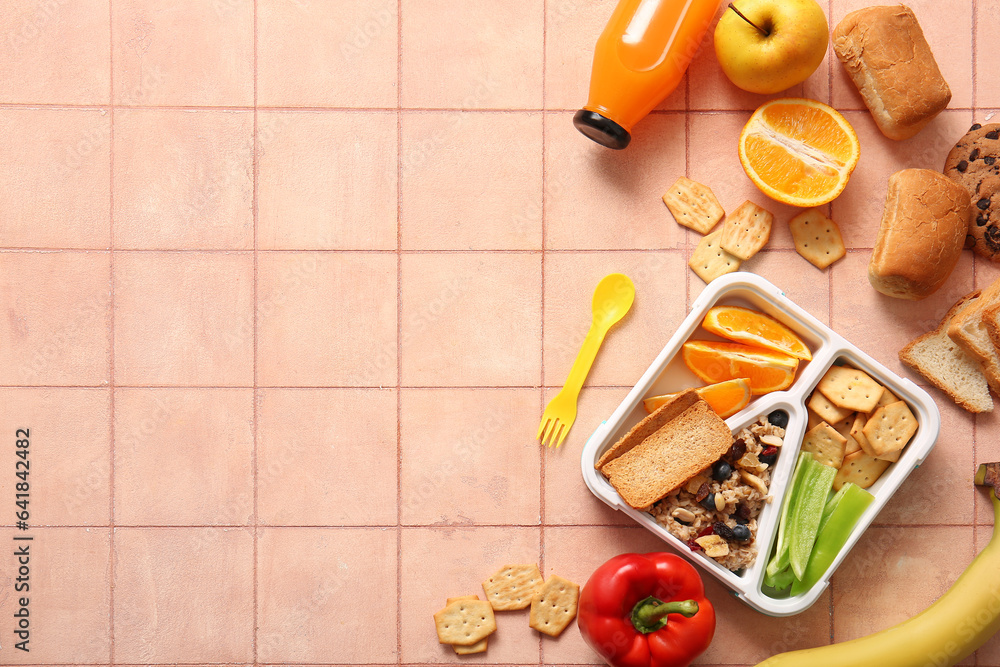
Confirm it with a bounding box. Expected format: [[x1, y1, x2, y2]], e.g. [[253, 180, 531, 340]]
[[945, 123, 1000, 259]]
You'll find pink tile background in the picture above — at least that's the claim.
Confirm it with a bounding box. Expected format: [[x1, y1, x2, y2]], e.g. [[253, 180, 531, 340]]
[[1, 0, 998, 665]]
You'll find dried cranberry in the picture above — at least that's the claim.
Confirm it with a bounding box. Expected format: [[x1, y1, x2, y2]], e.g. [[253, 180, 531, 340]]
[[697, 525, 715, 538], [760, 445, 779, 465], [687, 539, 703, 552]]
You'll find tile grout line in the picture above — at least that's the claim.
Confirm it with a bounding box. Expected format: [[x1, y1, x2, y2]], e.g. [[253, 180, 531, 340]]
[[6, 246, 844, 255], [539, 1, 548, 663], [0, 383, 641, 390], [0, 102, 991, 114], [827, 0, 835, 642], [107, 0, 116, 660], [973, 0, 978, 113], [971, 5, 978, 661], [0, 521, 973, 529], [396, 0, 404, 663], [252, 0, 260, 664], [684, 70, 691, 307]]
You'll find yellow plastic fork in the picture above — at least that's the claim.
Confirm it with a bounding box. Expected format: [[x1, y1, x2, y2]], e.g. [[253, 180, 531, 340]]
[[538, 273, 635, 447]]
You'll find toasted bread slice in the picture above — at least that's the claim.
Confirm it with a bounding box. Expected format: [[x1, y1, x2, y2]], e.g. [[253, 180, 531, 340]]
[[596, 389, 700, 471], [901, 290, 992, 413], [948, 278, 1000, 394], [598, 393, 733, 510], [983, 302, 1000, 357]]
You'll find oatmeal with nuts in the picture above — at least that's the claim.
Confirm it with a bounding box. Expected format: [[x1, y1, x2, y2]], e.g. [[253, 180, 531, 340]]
[[649, 411, 787, 571]]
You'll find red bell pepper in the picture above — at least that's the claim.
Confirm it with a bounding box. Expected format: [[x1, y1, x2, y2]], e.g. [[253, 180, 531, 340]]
[[578, 552, 716, 667]]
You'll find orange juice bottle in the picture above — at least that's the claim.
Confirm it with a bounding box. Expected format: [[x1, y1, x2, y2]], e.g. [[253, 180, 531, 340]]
[[575, 0, 723, 149]]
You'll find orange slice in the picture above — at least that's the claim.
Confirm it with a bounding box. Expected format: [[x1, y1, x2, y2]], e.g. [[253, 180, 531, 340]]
[[682, 340, 799, 395], [643, 378, 752, 418], [702, 305, 812, 361], [739, 98, 860, 207]]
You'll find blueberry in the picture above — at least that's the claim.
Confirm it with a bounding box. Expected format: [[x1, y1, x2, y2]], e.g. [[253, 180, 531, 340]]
[[731, 524, 752, 542], [699, 493, 716, 511], [712, 460, 734, 482], [767, 410, 789, 429]]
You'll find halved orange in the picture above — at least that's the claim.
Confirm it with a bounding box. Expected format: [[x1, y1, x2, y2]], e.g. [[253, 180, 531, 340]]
[[643, 378, 752, 418], [739, 98, 860, 207], [702, 305, 812, 361], [682, 340, 799, 395]]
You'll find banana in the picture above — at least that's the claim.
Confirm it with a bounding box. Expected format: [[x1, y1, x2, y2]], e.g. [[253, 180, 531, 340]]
[[754, 462, 1000, 667]]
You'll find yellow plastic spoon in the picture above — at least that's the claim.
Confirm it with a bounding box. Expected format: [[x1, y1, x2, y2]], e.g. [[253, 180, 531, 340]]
[[537, 273, 635, 447]]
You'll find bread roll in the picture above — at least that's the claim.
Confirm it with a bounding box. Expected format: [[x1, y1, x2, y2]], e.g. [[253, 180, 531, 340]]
[[869, 169, 971, 300], [833, 5, 951, 141]]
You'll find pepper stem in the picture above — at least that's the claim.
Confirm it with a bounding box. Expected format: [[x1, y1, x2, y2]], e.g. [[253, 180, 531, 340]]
[[630, 596, 700, 635], [727, 2, 770, 37]]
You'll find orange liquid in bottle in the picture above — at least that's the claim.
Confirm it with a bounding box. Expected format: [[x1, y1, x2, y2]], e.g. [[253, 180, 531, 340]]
[[575, 0, 723, 149]]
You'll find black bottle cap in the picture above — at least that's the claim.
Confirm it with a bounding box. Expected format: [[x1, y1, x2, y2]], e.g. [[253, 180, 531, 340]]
[[573, 109, 631, 150]]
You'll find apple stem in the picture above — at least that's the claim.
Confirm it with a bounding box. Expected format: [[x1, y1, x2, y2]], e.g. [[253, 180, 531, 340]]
[[727, 2, 769, 37]]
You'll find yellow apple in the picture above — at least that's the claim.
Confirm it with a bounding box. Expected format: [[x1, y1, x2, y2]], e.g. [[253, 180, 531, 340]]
[[714, 0, 829, 94]]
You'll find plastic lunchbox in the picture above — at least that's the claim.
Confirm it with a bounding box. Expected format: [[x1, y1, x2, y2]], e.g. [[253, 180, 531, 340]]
[[580, 272, 941, 616]]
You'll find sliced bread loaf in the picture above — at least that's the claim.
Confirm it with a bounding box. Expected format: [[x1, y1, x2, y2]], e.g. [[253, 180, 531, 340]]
[[900, 290, 993, 413], [948, 278, 1000, 394], [598, 393, 733, 509], [982, 302, 1000, 357]]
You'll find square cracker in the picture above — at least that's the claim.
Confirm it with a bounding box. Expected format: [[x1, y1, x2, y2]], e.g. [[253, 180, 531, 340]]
[[689, 228, 742, 283], [720, 200, 774, 260], [807, 409, 824, 431], [662, 177, 725, 234], [445, 596, 488, 654], [833, 450, 891, 491], [844, 432, 862, 456], [808, 389, 853, 424], [789, 209, 846, 269], [801, 422, 848, 468], [482, 564, 543, 610], [870, 386, 899, 416], [875, 448, 902, 463], [434, 599, 497, 646], [817, 366, 885, 412], [829, 413, 854, 439], [863, 401, 918, 457], [851, 412, 875, 457], [529, 575, 580, 638]]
